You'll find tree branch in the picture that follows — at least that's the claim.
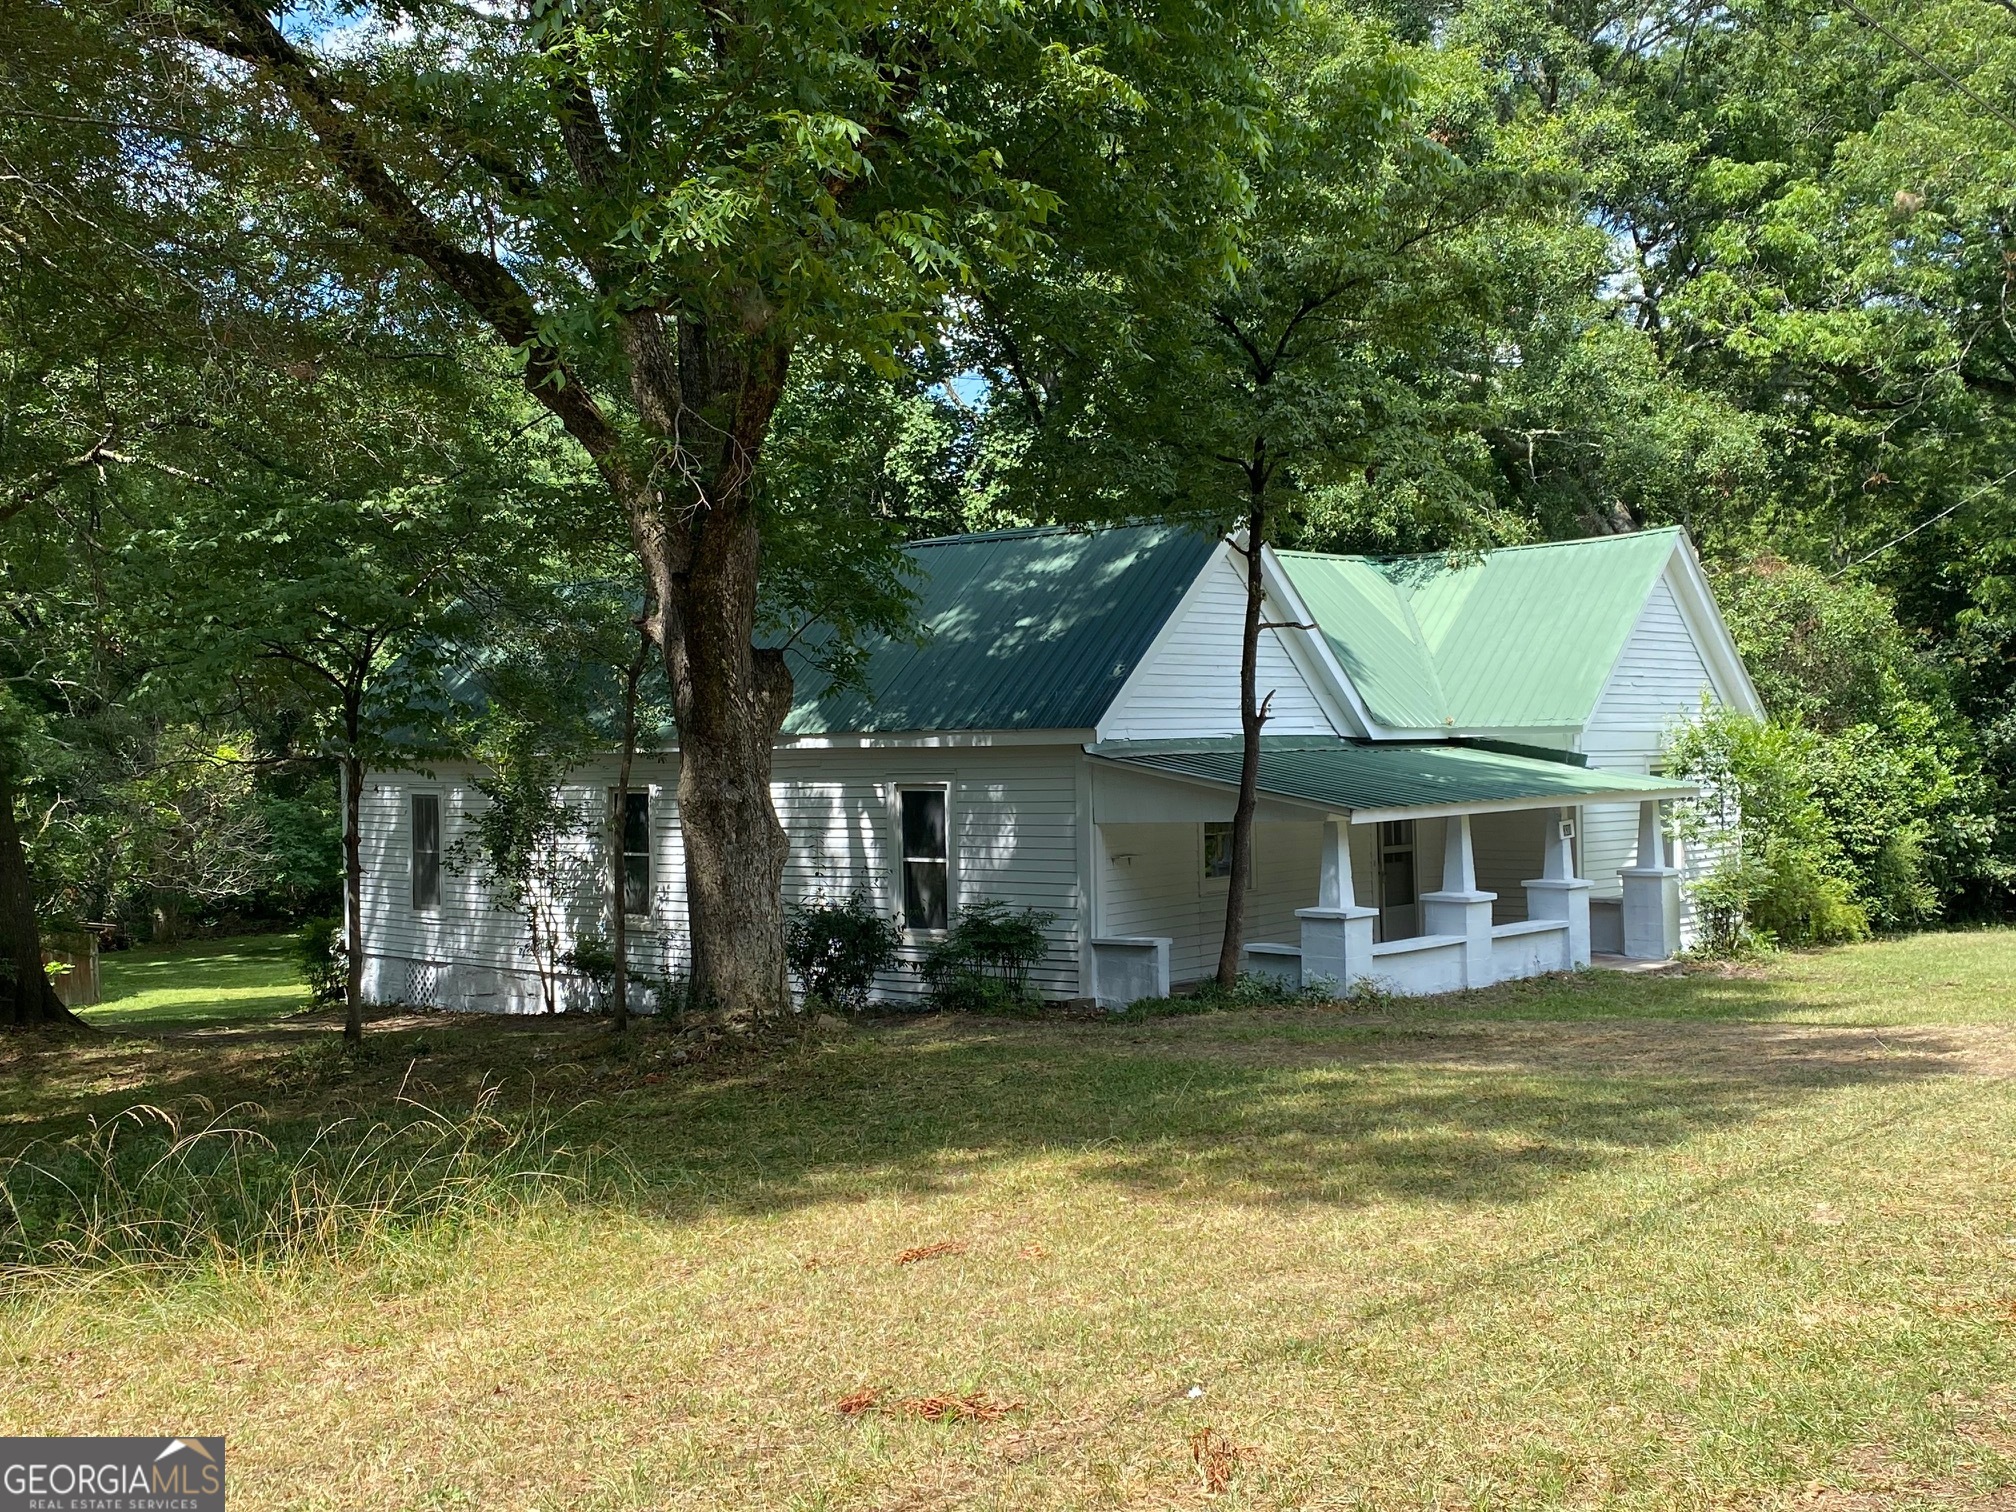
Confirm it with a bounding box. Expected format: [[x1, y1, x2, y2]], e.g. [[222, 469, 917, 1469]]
[[189, 0, 635, 494]]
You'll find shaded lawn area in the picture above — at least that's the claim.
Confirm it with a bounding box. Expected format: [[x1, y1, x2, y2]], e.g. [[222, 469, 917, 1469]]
[[3, 930, 2016, 1509]]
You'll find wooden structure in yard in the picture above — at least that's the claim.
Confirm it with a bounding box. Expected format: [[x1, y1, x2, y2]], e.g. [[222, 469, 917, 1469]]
[[41, 930, 101, 1007]]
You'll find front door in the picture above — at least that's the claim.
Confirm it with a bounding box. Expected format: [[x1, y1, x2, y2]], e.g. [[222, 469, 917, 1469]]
[[1377, 819, 1418, 941]]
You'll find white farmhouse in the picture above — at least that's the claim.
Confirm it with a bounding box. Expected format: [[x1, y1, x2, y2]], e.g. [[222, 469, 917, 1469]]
[[357, 524, 1761, 1011]]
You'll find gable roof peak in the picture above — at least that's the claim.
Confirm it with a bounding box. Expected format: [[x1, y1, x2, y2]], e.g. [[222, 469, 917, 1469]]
[[1275, 528, 1689, 732]]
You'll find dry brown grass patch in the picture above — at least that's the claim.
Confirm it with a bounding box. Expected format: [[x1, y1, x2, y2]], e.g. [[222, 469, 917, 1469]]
[[894, 1239, 967, 1265], [835, 1385, 879, 1415], [1190, 1425, 1248, 1495], [900, 1392, 1021, 1423]]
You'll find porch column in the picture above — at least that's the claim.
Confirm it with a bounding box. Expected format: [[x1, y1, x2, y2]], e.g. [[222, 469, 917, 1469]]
[[1523, 807, 1593, 969], [1297, 817, 1377, 994], [1420, 814, 1498, 987], [1619, 800, 1682, 959]]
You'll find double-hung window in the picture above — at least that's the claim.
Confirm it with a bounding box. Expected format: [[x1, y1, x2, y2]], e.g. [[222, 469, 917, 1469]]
[[899, 787, 949, 931], [1202, 821, 1235, 882], [615, 790, 652, 917], [411, 793, 442, 910]]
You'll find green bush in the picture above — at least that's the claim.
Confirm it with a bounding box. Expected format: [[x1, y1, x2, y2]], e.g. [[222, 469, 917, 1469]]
[[1805, 713, 1955, 931], [1669, 712, 1869, 949], [916, 901, 1054, 1014], [786, 892, 900, 1013], [1710, 558, 2004, 925], [292, 915, 346, 1005], [560, 937, 618, 1013], [1683, 853, 1768, 957], [640, 967, 690, 1019]]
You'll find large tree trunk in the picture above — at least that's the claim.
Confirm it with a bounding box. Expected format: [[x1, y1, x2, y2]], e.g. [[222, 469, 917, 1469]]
[[630, 323, 797, 1022], [340, 748, 364, 1046], [1215, 486, 1272, 990], [1, 764, 84, 1029], [670, 610, 793, 1020]]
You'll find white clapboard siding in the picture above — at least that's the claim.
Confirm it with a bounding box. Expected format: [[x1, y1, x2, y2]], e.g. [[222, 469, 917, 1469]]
[[1585, 577, 1716, 755], [362, 745, 1090, 1010], [1098, 820, 1322, 983], [1470, 809, 1548, 924], [1100, 551, 1338, 740], [770, 746, 1087, 1002], [1580, 574, 1719, 897], [1577, 568, 1739, 945], [358, 761, 691, 1010]]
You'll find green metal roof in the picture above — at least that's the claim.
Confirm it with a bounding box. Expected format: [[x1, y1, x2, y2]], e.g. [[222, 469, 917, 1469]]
[[1281, 555, 1448, 728], [1278, 529, 1686, 732], [783, 524, 1218, 735], [1091, 736, 1695, 818]]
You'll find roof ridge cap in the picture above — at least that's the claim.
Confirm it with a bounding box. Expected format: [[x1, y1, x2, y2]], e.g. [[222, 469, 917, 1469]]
[[1282, 526, 1685, 568], [906, 520, 1190, 549], [907, 524, 1079, 548]]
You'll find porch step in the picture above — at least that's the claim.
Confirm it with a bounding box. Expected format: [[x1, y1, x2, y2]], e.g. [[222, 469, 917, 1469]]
[[1589, 952, 1680, 974]]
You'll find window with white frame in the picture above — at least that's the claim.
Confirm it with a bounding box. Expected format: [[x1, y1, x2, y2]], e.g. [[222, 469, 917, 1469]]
[[411, 792, 442, 910], [898, 787, 949, 931], [614, 789, 651, 916], [1202, 821, 1234, 882]]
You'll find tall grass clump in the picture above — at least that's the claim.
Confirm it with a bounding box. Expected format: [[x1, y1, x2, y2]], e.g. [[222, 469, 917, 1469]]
[[0, 1089, 613, 1281], [1116, 971, 1360, 1019]]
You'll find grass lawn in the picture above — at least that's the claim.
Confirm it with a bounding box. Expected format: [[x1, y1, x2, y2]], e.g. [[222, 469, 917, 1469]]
[[78, 933, 313, 1032], [5, 930, 2016, 1509]]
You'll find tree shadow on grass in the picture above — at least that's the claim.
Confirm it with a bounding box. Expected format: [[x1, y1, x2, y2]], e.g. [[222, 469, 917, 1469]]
[[608, 1003, 1989, 1217], [3, 965, 2002, 1243]]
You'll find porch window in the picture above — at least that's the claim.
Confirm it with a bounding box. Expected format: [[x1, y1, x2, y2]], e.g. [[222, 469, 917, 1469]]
[[614, 790, 651, 917], [899, 787, 949, 931], [1202, 821, 1234, 880], [411, 793, 441, 910]]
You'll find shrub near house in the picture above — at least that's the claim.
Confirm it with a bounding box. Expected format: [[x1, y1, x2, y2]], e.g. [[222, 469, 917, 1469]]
[[1670, 563, 2005, 949], [787, 894, 900, 1014]]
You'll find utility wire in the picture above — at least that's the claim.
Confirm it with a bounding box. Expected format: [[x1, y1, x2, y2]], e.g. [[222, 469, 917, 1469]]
[[1831, 467, 2016, 577], [1838, 0, 2016, 138]]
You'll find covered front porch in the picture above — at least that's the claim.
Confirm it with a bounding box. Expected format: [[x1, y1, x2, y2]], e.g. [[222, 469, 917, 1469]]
[[1083, 738, 1696, 1008]]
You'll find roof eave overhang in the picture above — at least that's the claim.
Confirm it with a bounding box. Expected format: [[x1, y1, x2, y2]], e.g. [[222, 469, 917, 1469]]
[[1345, 784, 1700, 825], [1089, 747, 1699, 823], [1667, 533, 1767, 719], [1085, 751, 1341, 809], [778, 727, 1097, 749]]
